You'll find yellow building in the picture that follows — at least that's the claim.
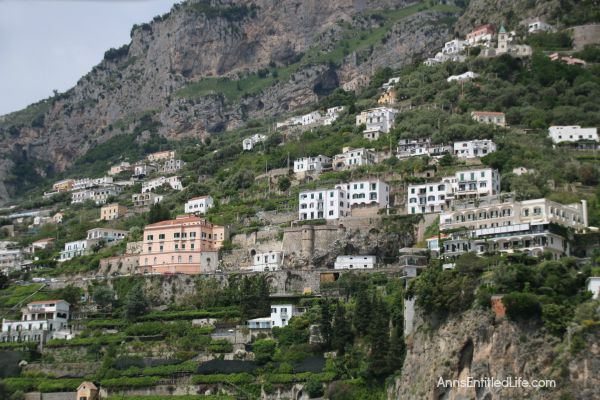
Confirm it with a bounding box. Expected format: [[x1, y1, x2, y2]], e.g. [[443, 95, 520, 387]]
[[378, 89, 397, 105], [100, 203, 127, 221], [52, 179, 75, 192]]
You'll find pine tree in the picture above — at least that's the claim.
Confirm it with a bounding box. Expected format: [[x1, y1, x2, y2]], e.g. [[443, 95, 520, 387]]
[[320, 298, 333, 349], [367, 296, 390, 378], [387, 324, 406, 374], [124, 284, 149, 320], [353, 285, 371, 336], [332, 301, 353, 355]]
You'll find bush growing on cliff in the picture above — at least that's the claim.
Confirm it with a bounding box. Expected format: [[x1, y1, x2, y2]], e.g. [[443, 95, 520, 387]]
[[502, 292, 542, 320]]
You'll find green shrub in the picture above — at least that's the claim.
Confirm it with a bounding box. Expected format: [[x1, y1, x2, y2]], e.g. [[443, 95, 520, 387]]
[[100, 376, 161, 389], [502, 292, 542, 320], [208, 339, 233, 353], [253, 339, 277, 365], [191, 373, 254, 384]]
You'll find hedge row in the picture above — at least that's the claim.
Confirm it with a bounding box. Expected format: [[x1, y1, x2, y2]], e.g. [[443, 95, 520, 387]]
[[208, 339, 233, 353], [104, 396, 235, 400], [46, 333, 127, 348], [266, 371, 337, 384], [99, 376, 162, 389], [85, 319, 127, 328], [0, 341, 38, 350], [121, 360, 198, 377], [124, 321, 214, 337], [137, 308, 240, 322], [191, 373, 255, 384], [2, 377, 81, 393]]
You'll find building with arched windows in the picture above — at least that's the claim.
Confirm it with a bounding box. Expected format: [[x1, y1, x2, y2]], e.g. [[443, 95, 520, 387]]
[[1, 300, 71, 343], [438, 197, 588, 259]]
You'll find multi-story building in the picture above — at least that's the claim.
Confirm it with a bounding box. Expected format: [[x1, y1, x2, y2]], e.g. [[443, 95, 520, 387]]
[[72, 177, 113, 191], [466, 24, 495, 45], [52, 179, 75, 192], [548, 126, 599, 144], [0, 300, 71, 343], [293, 155, 332, 178], [528, 20, 554, 33], [334, 255, 376, 269], [244, 251, 284, 272], [442, 39, 468, 55], [378, 89, 397, 105], [471, 111, 506, 127], [453, 139, 497, 158], [332, 147, 375, 170], [71, 186, 122, 205], [323, 106, 344, 125], [133, 163, 157, 177], [247, 304, 306, 329], [184, 195, 214, 214], [407, 168, 500, 214], [397, 138, 451, 159], [141, 176, 182, 192], [147, 150, 175, 162], [132, 192, 164, 207], [159, 159, 186, 173], [447, 71, 479, 83], [100, 203, 127, 221], [382, 77, 400, 91], [108, 162, 132, 176], [298, 188, 349, 221], [0, 249, 25, 275], [86, 228, 128, 243], [243, 134, 267, 151], [335, 179, 390, 209], [439, 197, 588, 259], [138, 215, 227, 274], [357, 107, 399, 141], [59, 239, 99, 262]]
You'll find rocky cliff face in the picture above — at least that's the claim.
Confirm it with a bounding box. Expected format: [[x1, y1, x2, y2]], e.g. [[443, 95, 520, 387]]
[[0, 0, 456, 204], [390, 309, 600, 400]]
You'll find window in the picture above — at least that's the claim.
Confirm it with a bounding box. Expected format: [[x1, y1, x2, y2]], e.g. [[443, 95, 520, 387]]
[[147, 235, 154, 241], [189, 255, 193, 263], [190, 232, 196, 238], [174, 233, 180, 238]]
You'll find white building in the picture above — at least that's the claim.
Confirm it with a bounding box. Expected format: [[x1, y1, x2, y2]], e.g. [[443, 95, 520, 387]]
[[332, 147, 375, 170], [335, 179, 389, 209], [453, 140, 497, 158], [323, 106, 344, 125], [466, 24, 495, 45], [528, 20, 554, 33], [1, 300, 71, 343], [548, 126, 599, 144], [132, 192, 164, 207], [247, 304, 306, 329], [442, 39, 468, 55], [71, 186, 122, 205], [471, 111, 506, 127], [245, 251, 283, 272], [243, 134, 267, 150], [356, 107, 398, 133], [397, 138, 451, 159], [0, 249, 25, 275], [439, 197, 588, 259], [72, 176, 114, 191], [300, 111, 323, 126], [334, 255, 376, 270], [293, 155, 332, 178], [447, 71, 479, 83], [587, 277, 600, 299], [142, 176, 182, 192], [298, 188, 349, 221], [407, 168, 501, 214], [133, 164, 157, 177], [159, 159, 186, 173], [184, 195, 214, 214], [382, 77, 400, 91], [59, 239, 99, 262], [147, 150, 175, 162], [86, 228, 128, 243]]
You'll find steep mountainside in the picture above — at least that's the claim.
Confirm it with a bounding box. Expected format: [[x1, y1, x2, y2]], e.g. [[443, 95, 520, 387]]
[[0, 0, 459, 204]]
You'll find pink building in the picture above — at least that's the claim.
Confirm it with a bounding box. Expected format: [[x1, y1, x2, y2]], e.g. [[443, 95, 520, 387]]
[[139, 215, 227, 275]]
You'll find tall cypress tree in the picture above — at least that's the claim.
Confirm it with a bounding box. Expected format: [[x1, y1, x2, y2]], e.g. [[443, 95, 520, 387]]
[[353, 285, 371, 336], [387, 324, 406, 374], [332, 301, 353, 355], [319, 298, 332, 349], [367, 296, 390, 378]]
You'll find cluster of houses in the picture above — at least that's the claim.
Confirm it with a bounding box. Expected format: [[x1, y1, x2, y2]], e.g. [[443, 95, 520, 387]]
[[274, 106, 345, 131], [425, 23, 537, 66]]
